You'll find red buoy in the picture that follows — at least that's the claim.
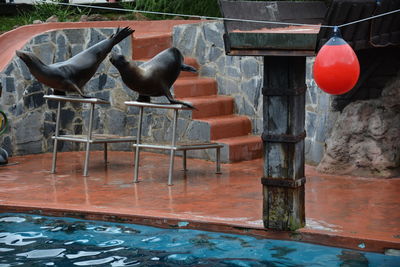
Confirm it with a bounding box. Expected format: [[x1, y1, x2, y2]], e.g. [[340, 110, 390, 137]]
[[313, 27, 360, 95]]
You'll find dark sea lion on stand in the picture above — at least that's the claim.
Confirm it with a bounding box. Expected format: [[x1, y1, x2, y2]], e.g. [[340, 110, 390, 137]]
[[110, 47, 197, 109], [16, 27, 134, 97]]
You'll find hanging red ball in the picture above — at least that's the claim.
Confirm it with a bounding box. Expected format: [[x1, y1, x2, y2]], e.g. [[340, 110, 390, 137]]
[[313, 28, 360, 95]]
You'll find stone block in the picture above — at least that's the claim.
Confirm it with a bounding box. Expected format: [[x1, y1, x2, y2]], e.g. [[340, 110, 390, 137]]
[[14, 111, 42, 144], [241, 77, 262, 105], [16, 141, 43, 155], [186, 120, 210, 142], [199, 65, 217, 78], [241, 58, 260, 79], [208, 46, 223, 62], [305, 111, 317, 139], [55, 34, 67, 63], [34, 34, 50, 45], [24, 81, 43, 94], [106, 109, 126, 135], [195, 36, 207, 65], [23, 92, 45, 109], [64, 29, 86, 44], [60, 109, 75, 129], [5, 77, 15, 92], [71, 44, 83, 57], [176, 25, 197, 56], [4, 63, 14, 76], [43, 122, 55, 138], [88, 29, 106, 48], [203, 22, 225, 48]]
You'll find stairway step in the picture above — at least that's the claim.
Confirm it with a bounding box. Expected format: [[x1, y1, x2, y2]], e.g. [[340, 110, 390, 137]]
[[132, 33, 172, 60], [174, 77, 217, 98], [179, 95, 234, 119], [197, 115, 252, 140], [216, 135, 263, 163]]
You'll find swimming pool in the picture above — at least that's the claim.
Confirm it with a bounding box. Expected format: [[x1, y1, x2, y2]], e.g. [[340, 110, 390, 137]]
[[0, 213, 398, 266]]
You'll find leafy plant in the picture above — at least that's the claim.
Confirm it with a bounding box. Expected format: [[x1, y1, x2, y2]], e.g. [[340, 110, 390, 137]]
[[130, 0, 221, 20], [18, 0, 82, 24]]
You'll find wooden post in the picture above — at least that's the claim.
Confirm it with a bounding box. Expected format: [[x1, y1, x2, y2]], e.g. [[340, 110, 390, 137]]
[[262, 56, 306, 231]]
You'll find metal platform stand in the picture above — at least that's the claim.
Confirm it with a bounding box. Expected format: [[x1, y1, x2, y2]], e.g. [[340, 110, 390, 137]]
[[44, 95, 136, 176], [125, 101, 223, 185]]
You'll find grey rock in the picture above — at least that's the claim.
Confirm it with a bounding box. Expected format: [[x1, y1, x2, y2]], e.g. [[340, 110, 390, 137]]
[[4, 63, 15, 76], [5, 77, 15, 92], [318, 78, 400, 177], [106, 109, 126, 135], [55, 34, 67, 63], [241, 58, 260, 79], [186, 121, 210, 142], [23, 92, 45, 109], [195, 36, 207, 65], [199, 65, 217, 78], [14, 111, 43, 144], [71, 44, 83, 57], [64, 29, 86, 44], [203, 22, 224, 48], [33, 34, 50, 44]]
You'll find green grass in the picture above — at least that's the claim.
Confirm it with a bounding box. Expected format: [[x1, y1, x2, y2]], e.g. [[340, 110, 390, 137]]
[[0, 16, 24, 33]]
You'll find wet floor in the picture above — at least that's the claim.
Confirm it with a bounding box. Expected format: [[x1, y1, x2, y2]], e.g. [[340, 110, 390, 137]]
[[0, 151, 399, 253]]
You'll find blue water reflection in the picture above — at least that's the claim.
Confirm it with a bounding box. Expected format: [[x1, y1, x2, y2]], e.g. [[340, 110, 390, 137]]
[[0, 213, 398, 266]]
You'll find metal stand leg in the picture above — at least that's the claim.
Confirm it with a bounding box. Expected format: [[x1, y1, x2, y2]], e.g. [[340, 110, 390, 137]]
[[182, 150, 187, 172], [216, 147, 222, 174], [168, 109, 178, 186], [51, 101, 61, 173], [83, 103, 94, 177], [134, 107, 144, 183], [104, 143, 108, 165]]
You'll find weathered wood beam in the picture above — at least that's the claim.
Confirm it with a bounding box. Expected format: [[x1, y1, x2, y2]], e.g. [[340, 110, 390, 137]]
[[262, 56, 306, 231]]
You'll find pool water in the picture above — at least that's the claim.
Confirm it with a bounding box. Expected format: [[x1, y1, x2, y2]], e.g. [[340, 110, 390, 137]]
[[0, 213, 398, 266]]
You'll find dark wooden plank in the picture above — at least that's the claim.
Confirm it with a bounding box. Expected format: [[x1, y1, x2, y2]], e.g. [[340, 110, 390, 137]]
[[228, 32, 318, 51]]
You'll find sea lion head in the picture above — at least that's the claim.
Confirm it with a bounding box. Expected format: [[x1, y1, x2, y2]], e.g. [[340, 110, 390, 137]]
[[16, 50, 42, 66], [109, 53, 128, 70]]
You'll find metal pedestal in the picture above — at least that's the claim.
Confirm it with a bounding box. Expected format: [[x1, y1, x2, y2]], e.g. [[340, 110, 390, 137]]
[[125, 101, 223, 185], [45, 95, 136, 176]]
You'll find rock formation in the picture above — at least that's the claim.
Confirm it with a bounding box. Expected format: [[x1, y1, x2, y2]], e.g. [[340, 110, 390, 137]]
[[317, 73, 400, 177]]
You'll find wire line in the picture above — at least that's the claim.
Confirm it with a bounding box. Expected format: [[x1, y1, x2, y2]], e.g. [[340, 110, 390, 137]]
[[52, 1, 399, 30]]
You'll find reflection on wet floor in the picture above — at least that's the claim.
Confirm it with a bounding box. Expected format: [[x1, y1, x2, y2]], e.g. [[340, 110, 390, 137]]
[[0, 151, 399, 253]]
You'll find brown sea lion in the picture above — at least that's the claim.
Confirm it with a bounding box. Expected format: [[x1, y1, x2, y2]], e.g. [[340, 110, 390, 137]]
[[110, 47, 197, 109], [16, 27, 134, 97]]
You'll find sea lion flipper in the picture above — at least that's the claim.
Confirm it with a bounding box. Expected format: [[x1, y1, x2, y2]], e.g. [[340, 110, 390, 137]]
[[137, 95, 151, 103], [181, 64, 197, 73], [165, 90, 197, 110]]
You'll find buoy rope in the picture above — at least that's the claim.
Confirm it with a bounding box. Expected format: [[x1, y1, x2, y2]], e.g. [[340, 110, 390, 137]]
[[50, 1, 399, 30]]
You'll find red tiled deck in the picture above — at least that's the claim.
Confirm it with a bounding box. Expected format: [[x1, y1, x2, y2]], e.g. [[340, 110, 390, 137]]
[[0, 151, 399, 253]]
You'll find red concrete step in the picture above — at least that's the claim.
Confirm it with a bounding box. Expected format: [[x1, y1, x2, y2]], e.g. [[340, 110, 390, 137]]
[[174, 77, 217, 98], [216, 135, 263, 163], [179, 95, 234, 119], [197, 115, 252, 140], [132, 33, 172, 60]]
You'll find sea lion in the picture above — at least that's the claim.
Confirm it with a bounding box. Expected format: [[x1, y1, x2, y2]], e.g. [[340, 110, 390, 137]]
[[110, 47, 197, 109], [0, 147, 8, 165], [16, 27, 134, 97]]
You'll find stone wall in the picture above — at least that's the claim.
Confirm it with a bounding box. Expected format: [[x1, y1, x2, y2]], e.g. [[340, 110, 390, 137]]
[[172, 21, 337, 165]]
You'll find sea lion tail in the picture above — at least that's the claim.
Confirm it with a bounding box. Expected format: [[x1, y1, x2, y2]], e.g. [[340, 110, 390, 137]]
[[110, 27, 135, 45], [181, 64, 197, 73]]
